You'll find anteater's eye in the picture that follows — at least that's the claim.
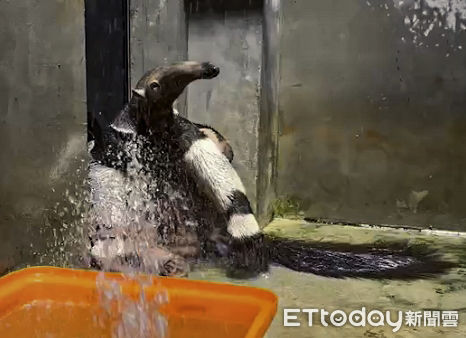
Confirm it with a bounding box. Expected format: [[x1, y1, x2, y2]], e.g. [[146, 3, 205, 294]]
[[150, 82, 160, 90]]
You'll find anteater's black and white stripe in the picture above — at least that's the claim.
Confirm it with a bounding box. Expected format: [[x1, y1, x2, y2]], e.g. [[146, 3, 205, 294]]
[[173, 108, 234, 163], [184, 136, 258, 238]]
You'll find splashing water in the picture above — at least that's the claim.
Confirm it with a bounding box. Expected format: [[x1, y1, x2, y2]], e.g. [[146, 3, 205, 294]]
[[37, 129, 181, 337], [95, 273, 169, 338]]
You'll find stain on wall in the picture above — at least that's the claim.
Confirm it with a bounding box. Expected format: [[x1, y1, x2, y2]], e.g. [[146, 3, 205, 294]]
[[276, 0, 466, 230], [0, 0, 87, 272], [187, 9, 263, 210]]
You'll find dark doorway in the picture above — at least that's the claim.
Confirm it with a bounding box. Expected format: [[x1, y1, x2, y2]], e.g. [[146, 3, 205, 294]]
[[84, 0, 129, 139]]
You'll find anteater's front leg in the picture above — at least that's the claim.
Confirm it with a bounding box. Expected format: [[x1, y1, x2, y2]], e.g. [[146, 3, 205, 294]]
[[90, 240, 189, 277], [182, 127, 269, 277], [88, 163, 189, 277]]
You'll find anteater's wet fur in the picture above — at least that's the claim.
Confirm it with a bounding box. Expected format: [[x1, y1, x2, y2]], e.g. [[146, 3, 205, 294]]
[[89, 61, 455, 279]]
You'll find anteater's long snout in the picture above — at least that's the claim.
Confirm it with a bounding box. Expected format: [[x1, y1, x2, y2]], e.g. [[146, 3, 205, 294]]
[[201, 62, 220, 79], [131, 61, 221, 115], [171, 61, 220, 81]]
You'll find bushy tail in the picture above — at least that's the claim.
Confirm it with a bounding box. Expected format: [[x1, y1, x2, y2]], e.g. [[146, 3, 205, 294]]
[[267, 236, 455, 279]]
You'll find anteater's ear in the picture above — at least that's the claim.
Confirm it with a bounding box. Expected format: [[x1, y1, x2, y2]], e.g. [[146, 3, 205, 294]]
[[132, 88, 146, 98]]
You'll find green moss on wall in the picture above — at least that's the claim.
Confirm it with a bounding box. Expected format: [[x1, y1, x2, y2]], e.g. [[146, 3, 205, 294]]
[[271, 197, 303, 219]]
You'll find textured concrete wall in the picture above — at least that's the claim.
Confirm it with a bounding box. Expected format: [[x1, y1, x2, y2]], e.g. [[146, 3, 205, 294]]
[[257, 0, 281, 225], [187, 10, 263, 210], [130, 0, 188, 114], [276, 0, 466, 230], [0, 0, 87, 273]]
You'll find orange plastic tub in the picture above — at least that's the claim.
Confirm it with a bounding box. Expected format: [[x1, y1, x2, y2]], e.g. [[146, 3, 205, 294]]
[[0, 267, 277, 338]]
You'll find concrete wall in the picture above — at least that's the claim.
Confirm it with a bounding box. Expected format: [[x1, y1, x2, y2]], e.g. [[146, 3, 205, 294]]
[[187, 9, 263, 209], [130, 0, 188, 114], [0, 0, 87, 273], [275, 0, 466, 230], [257, 0, 281, 225]]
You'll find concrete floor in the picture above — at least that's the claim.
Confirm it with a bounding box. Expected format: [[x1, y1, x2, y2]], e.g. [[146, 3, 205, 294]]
[[189, 218, 466, 338]]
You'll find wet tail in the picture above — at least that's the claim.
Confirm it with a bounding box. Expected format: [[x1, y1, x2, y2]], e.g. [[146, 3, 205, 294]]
[[266, 236, 455, 279]]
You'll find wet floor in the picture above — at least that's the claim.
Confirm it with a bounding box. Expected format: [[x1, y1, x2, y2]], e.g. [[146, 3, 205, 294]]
[[189, 219, 466, 337]]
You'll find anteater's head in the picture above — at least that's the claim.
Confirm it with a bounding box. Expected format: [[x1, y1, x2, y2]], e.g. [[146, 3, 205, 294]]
[[131, 61, 219, 126]]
